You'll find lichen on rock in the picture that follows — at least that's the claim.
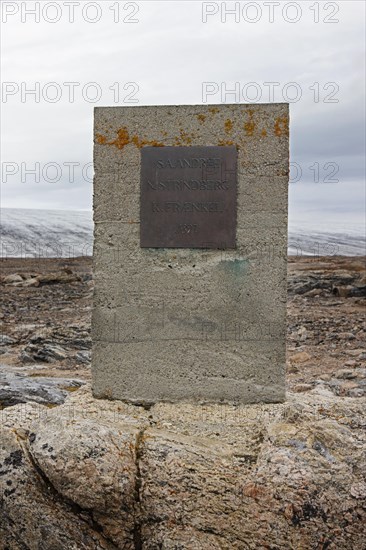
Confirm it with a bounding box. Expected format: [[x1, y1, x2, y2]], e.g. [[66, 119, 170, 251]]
[[1, 385, 365, 549]]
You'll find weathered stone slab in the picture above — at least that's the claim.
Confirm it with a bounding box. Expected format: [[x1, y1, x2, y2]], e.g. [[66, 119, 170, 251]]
[[92, 104, 289, 404]]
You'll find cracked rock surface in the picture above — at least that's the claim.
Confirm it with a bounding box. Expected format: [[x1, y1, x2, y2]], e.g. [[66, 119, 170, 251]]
[[1, 385, 365, 549]]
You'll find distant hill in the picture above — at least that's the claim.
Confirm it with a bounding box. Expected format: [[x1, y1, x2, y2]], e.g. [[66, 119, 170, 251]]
[[0, 208, 364, 258]]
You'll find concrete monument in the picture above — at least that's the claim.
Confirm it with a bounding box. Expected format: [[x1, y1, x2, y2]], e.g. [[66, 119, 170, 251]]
[[92, 104, 289, 404]]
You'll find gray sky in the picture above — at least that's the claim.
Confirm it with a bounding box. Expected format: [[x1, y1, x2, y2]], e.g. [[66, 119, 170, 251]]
[[1, 0, 365, 226]]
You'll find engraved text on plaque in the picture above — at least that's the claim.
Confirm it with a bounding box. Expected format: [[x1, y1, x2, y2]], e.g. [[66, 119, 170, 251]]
[[140, 146, 237, 248]]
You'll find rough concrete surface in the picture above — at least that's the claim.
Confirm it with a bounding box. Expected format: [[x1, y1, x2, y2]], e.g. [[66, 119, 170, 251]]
[[92, 104, 289, 404]]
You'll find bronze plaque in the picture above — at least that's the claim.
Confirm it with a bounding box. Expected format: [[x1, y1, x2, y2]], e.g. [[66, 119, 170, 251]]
[[140, 146, 237, 248]]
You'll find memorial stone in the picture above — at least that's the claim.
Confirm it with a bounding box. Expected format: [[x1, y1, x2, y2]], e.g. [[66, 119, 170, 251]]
[[92, 104, 289, 404]]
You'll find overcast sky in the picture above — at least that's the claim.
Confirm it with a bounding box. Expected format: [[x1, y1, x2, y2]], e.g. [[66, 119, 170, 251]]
[[1, 0, 365, 226]]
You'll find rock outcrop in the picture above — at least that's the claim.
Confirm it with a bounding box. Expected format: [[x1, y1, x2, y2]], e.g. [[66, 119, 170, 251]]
[[0, 366, 85, 407], [1, 386, 365, 549]]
